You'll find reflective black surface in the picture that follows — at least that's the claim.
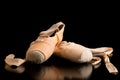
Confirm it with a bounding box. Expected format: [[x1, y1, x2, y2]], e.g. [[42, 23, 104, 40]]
[[1, 54, 120, 80], [4, 62, 93, 80]]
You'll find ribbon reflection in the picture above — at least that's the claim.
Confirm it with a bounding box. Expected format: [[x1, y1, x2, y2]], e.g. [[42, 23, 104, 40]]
[[5, 64, 25, 73]]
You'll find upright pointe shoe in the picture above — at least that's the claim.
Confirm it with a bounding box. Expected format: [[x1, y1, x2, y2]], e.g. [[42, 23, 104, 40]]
[[54, 41, 118, 74], [26, 22, 65, 64]]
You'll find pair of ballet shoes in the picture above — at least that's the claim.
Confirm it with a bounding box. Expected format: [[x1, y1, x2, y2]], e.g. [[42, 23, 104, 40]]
[[25, 22, 118, 74], [5, 22, 118, 75]]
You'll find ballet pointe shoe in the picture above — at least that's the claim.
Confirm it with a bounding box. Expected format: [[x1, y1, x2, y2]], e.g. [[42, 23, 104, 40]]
[[26, 22, 65, 64], [54, 41, 93, 63], [54, 41, 101, 67], [54, 41, 118, 74]]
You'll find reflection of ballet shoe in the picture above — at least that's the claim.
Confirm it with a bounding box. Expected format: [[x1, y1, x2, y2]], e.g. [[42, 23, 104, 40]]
[[59, 63, 93, 79], [26, 22, 65, 64], [26, 64, 92, 80], [34, 66, 63, 80], [54, 41, 93, 63], [26, 65, 63, 80]]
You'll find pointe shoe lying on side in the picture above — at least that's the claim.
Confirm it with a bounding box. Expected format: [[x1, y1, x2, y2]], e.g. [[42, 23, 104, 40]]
[[26, 22, 65, 64], [54, 41, 118, 74], [54, 41, 93, 63]]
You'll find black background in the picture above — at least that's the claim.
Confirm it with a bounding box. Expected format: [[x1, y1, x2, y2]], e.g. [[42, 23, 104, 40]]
[[0, 2, 120, 80]]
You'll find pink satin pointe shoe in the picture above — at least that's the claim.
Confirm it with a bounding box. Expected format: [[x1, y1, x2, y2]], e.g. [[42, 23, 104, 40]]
[[54, 41, 118, 75], [54, 41, 93, 63], [26, 22, 65, 64], [4, 22, 65, 67]]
